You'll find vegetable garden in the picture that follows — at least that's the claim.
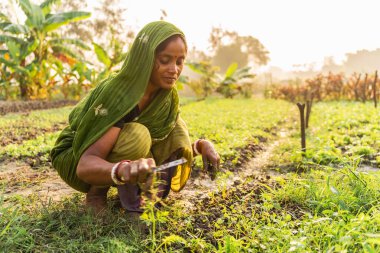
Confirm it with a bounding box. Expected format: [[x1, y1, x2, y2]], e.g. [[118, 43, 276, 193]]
[[1, 0, 380, 252], [1, 98, 379, 252]]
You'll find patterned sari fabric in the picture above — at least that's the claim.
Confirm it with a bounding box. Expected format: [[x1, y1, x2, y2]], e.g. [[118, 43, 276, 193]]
[[50, 21, 193, 193]]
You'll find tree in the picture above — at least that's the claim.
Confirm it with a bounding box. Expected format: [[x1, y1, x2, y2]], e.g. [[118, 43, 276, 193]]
[[0, 0, 91, 100], [216, 62, 255, 98], [186, 61, 219, 99], [91, 0, 134, 77], [53, 0, 93, 43], [209, 27, 269, 72]]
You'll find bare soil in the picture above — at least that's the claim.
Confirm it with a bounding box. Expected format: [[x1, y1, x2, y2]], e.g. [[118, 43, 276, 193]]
[[0, 100, 77, 115], [0, 129, 289, 210]]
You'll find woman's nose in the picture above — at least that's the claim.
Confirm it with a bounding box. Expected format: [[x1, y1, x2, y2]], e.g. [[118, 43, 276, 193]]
[[168, 63, 178, 74]]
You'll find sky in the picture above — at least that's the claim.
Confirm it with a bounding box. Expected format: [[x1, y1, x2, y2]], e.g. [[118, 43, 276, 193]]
[[8, 0, 380, 71], [109, 0, 380, 71]]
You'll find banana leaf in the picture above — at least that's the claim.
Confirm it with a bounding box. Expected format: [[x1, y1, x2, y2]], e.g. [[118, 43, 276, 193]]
[[43, 11, 91, 32], [225, 62, 238, 78], [3, 24, 30, 34], [40, 0, 61, 16], [49, 38, 91, 50], [0, 35, 26, 45], [0, 12, 10, 22], [93, 42, 111, 68]]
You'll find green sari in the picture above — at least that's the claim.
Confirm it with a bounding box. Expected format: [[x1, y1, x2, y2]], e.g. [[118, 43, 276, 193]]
[[51, 21, 193, 193]]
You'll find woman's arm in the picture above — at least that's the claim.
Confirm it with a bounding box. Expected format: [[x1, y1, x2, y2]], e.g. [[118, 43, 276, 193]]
[[76, 126, 155, 187], [193, 139, 220, 171], [76, 127, 122, 186]]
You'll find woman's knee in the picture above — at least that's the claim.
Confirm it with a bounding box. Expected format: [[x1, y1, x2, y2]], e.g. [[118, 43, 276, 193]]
[[108, 123, 152, 161]]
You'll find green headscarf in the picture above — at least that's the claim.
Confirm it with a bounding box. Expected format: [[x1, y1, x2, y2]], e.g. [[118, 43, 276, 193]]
[[51, 21, 186, 171]]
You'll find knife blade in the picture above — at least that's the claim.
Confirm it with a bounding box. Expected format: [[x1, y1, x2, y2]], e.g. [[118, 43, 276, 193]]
[[153, 157, 187, 172]]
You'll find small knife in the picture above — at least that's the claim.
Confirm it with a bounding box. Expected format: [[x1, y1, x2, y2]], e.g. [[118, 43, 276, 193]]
[[153, 157, 187, 172]]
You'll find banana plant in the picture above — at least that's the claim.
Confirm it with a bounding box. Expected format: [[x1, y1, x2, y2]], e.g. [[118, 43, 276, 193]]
[[92, 31, 128, 83], [0, 0, 91, 99], [216, 62, 255, 98], [186, 61, 219, 98]]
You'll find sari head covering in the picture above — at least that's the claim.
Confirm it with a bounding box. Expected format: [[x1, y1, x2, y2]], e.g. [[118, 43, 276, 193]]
[[51, 21, 192, 192]]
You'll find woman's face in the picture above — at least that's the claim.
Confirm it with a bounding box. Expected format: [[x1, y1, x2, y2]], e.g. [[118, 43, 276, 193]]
[[149, 37, 187, 90]]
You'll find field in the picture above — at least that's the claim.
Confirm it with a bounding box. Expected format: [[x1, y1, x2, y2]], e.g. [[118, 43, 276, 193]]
[[1, 98, 380, 252]]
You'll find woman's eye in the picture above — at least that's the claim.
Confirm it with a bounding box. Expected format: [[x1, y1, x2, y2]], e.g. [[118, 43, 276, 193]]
[[159, 58, 170, 64], [176, 58, 184, 65]]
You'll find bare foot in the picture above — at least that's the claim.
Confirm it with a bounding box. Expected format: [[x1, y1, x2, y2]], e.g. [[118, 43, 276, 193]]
[[85, 186, 109, 216]]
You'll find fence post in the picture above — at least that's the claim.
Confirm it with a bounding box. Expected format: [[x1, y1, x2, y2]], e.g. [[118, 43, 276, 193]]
[[305, 100, 313, 129], [374, 70, 378, 108], [296, 103, 306, 157]]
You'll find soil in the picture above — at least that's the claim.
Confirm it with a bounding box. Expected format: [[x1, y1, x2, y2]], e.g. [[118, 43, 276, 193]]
[[0, 128, 290, 214], [1, 122, 67, 146], [0, 100, 77, 115], [0, 162, 75, 202]]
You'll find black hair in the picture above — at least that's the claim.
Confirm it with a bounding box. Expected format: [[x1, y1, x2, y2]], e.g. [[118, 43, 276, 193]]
[[155, 34, 187, 54]]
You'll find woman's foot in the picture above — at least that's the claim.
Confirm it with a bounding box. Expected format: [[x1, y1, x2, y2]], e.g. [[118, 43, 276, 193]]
[[85, 186, 109, 215]]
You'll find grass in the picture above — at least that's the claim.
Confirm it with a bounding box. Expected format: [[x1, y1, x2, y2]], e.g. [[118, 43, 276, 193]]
[[1, 98, 380, 252]]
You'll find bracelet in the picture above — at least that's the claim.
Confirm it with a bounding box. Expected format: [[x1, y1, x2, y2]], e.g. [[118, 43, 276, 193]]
[[193, 139, 203, 156], [111, 162, 124, 185], [111, 160, 130, 185]]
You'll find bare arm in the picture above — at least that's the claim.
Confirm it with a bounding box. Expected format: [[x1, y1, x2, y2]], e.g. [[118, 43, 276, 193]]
[[76, 127, 121, 186], [76, 126, 155, 187]]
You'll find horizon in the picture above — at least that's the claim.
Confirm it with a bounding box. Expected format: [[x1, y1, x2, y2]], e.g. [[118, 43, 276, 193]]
[[116, 0, 380, 72], [8, 0, 380, 72]]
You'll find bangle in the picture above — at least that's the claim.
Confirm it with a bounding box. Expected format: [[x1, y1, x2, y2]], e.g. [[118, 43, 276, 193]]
[[111, 160, 130, 185], [193, 139, 202, 156]]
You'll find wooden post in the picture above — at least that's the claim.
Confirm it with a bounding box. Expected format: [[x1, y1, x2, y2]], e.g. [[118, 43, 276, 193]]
[[354, 74, 361, 101], [363, 73, 368, 102], [305, 100, 313, 129], [374, 70, 378, 108], [297, 103, 306, 157]]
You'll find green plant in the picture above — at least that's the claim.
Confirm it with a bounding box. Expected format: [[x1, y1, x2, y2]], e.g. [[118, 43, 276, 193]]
[[0, 0, 91, 99], [186, 61, 219, 98], [216, 62, 255, 98]]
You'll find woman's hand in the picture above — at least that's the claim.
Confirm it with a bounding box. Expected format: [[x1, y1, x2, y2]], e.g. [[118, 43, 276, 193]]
[[117, 158, 155, 186], [197, 140, 220, 179]]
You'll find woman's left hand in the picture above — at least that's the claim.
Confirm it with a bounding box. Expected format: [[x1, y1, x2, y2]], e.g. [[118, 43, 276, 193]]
[[197, 140, 220, 179]]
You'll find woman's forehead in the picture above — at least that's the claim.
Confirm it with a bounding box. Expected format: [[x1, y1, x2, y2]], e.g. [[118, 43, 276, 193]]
[[158, 38, 187, 56]]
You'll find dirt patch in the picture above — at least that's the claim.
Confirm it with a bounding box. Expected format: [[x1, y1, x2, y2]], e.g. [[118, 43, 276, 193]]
[[0, 161, 75, 202], [0, 100, 77, 115], [1, 122, 66, 146]]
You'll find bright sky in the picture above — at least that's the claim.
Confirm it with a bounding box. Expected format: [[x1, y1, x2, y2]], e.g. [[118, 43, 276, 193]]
[[115, 0, 380, 71]]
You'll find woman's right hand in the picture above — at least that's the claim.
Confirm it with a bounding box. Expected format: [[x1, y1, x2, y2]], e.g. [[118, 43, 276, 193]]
[[117, 158, 156, 185]]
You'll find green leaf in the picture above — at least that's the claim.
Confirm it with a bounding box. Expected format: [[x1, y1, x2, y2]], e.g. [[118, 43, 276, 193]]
[[21, 1, 45, 29], [162, 234, 187, 245], [6, 41, 21, 60], [93, 42, 111, 68], [0, 22, 12, 30], [43, 11, 91, 32], [225, 62, 238, 78], [0, 57, 29, 74], [18, 0, 34, 17], [0, 12, 10, 22], [49, 38, 91, 50], [3, 24, 30, 34], [51, 44, 82, 60], [186, 62, 206, 75], [40, 0, 61, 16], [0, 35, 26, 45]]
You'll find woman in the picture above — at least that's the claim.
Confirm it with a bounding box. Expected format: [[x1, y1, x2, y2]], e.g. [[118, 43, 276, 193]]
[[51, 21, 220, 214]]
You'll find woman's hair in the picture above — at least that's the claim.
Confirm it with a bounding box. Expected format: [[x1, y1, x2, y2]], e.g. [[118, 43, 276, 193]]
[[155, 34, 187, 54]]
